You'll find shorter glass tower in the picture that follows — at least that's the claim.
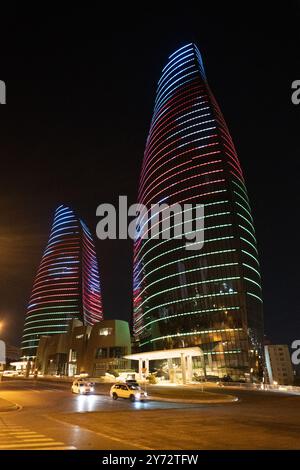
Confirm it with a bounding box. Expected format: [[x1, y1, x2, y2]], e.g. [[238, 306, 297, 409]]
[[21, 205, 103, 358]]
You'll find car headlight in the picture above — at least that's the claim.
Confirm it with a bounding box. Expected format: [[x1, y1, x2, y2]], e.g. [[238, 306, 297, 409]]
[[90, 387, 94, 392], [135, 392, 141, 399], [144, 392, 147, 396]]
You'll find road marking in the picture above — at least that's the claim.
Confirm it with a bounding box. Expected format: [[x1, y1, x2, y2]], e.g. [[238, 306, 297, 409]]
[[0, 433, 38, 437], [0, 424, 77, 450], [0, 437, 53, 443], [0, 442, 67, 449], [45, 414, 153, 450], [12, 435, 45, 438], [0, 425, 24, 427], [0, 429, 25, 432], [0, 431, 35, 436], [0, 435, 46, 439], [0, 424, 23, 427], [41, 446, 76, 450], [22, 438, 56, 442]]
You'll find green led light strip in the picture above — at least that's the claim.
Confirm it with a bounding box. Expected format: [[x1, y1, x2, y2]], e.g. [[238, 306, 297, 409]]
[[135, 290, 238, 320], [25, 311, 80, 321], [242, 263, 261, 279], [141, 328, 243, 348], [27, 305, 79, 311], [235, 199, 253, 221], [134, 235, 235, 280], [22, 329, 68, 338], [137, 270, 239, 308], [247, 291, 263, 303], [23, 324, 69, 334], [136, 222, 233, 263], [237, 212, 255, 233], [22, 335, 65, 344], [242, 249, 260, 266], [232, 178, 250, 202], [24, 317, 75, 326], [135, 306, 240, 333], [244, 277, 262, 290], [138, 275, 239, 310], [234, 199, 254, 219], [136, 196, 229, 240], [138, 206, 231, 252], [135, 248, 236, 288], [239, 225, 257, 244], [240, 236, 258, 254]]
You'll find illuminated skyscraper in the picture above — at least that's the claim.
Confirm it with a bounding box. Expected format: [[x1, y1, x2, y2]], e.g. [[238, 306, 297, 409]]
[[21, 205, 103, 358], [133, 44, 263, 379]]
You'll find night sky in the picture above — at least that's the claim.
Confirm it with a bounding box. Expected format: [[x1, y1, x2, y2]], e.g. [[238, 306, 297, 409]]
[[0, 5, 299, 348]]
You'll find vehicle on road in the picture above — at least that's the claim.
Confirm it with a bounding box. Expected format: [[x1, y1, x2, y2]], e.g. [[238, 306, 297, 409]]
[[125, 379, 139, 387], [110, 383, 147, 402], [71, 379, 95, 394], [2, 370, 19, 377]]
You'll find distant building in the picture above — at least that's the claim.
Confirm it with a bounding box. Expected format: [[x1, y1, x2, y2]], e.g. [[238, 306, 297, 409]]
[[6, 344, 21, 363], [265, 345, 294, 385], [21, 205, 103, 358], [36, 319, 131, 377], [0, 342, 21, 371]]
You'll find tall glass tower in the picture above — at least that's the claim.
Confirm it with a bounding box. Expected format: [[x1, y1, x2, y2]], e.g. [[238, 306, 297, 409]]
[[21, 205, 103, 358], [133, 44, 263, 380]]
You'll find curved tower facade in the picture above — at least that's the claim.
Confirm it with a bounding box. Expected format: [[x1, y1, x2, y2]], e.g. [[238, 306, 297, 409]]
[[21, 205, 103, 358], [133, 44, 263, 379]]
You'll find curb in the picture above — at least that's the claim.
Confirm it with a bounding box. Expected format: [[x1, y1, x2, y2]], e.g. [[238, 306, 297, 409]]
[[0, 397, 22, 413], [0, 404, 21, 412], [149, 395, 238, 404], [92, 391, 238, 404]]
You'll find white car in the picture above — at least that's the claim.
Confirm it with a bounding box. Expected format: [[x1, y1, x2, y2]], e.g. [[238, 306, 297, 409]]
[[71, 380, 95, 394], [2, 370, 19, 377], [110, 383, 147, 402]]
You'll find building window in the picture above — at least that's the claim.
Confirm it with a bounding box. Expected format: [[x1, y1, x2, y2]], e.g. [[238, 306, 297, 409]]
[[95, 348, 107, 359], [69, 350, 77, 362], [109, 347, 125, 358], [99, 328, 113, 336]]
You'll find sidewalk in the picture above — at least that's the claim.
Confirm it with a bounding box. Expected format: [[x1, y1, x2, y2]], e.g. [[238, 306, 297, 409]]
[[146, 385, 237, 404], [0, 396, 19, 412]]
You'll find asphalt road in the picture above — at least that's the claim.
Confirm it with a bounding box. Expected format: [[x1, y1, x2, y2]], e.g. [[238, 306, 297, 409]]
[[0, 379, 300, 449]]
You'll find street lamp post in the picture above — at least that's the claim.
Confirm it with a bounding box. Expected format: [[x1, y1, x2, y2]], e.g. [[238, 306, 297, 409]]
[[0, 322, 6, 376]]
